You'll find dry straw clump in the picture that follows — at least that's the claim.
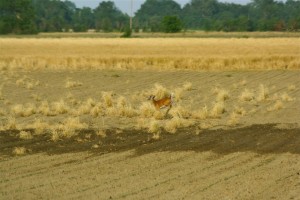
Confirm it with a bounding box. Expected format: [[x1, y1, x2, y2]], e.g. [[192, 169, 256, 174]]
[[147, 119, 161, 134], [139, 102, 164, 119], [212, 87, 229, 102], [257, 84, 269, 102], [90, 103, 103, 117], [152, 132, 160, 140], [210, 101, 226, 118], [38, 101, 55, 116], [192, 105, 209, 119], [216, 89, 229, 102], [49, 117, 88, 141], [288, 84, 296, 91], [57, 117, 88, 138], [102, 91, 114, 108], [239, 89, 254, 101], [115, 96, 137, 118], [183, 82, 193, 91], [16, 76, 40, 89], [31, 119, 50, 135], [0, 108, 6, 116], [268, 100, 283, 111], [13, 147, 27, 156], [11, 103, 36, 117], [104, 95, 137, 118], [0, 90, 3, 100], [234, 106, 246, 116], [227, 112, 240, 126], [19, 131, 33, 140], [150, 83, 169, 99], [52, 99, 69, 115], [164, 117, 193, 134], [280, 92, 295, 102], [65, 80, 82, 88], [170, 105, 191, 118], [96, 129, 107, 138], [5, 116, 17, 130]]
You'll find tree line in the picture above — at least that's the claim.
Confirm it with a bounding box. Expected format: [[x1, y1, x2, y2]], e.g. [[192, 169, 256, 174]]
[[0, 0, 299, 34]]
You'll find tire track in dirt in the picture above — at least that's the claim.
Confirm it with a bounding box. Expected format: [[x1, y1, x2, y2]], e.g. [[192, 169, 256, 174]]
[[124, 153, 259, 200], [1, 125, 300, 199]]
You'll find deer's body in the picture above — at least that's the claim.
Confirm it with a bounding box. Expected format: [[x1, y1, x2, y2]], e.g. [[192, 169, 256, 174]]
[[148, 94, 174, 110]]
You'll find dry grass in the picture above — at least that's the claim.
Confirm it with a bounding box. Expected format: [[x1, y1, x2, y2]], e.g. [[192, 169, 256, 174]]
[[0, 89, 3, 100], [0, 38, 300, 144], [11, 104, 35, 117], [192, 105, 209, 119], [281, 92, 295, 102], [288, 84, 296, 91], [38, 101, 59, 116], [96, 130, 107, 138], [216, 89, 229, 102], [164, 117, 193, 134], [0, 108, 5, 116], [150, 83, 169, 99], [257, 84, 270, 102], [19, 131, 33, 140], [5, 116, 17, 130], [227, 112, 240, 126], [16, 76, 39, 89], [58, 117, 88, 138], [234, 106, 246, 116], [65, 80, 82, 88], [210, 102, 226, 118], [31, 119, 50, 135], [102, 92, 114, 108], [151, 132, 160, 140], [147, 119, 161, 134], [170, 105, 191, 119], [1, 38, 299, 71], [13, 147, 27, 156], [183, 82, 193, 91], [239, 89, 254, 101], [52, 99, 69, 114], [268, 100, 284, 111]]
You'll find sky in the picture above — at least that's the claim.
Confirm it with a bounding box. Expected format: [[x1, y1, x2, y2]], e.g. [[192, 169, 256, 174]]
[[69, 0, 252, 15]]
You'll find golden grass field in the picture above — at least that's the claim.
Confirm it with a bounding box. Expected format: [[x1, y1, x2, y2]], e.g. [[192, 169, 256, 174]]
[[0, 37, 300, 199], [1, 38, 300, 71]]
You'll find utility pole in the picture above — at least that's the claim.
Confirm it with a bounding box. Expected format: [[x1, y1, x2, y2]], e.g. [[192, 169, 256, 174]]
[[130, 0, 133, 30]]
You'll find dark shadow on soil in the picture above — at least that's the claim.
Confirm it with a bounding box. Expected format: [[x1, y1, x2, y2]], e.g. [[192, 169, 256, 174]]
[[1, 124, 300, 158]]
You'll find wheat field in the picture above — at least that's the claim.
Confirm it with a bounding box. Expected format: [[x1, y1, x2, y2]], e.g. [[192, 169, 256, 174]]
[[1, 37, 300, 199], [0, 38, 300, 71]]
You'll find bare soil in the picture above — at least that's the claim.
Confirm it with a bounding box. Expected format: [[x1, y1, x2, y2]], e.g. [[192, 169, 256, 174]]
[[1, 70, 300, 199]]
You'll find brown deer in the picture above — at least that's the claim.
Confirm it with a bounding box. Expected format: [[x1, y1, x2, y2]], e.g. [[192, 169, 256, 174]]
[[148, 93, 174, 114]]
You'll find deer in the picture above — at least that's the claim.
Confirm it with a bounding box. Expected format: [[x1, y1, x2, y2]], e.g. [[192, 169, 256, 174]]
[[148, 93, 174, 115]]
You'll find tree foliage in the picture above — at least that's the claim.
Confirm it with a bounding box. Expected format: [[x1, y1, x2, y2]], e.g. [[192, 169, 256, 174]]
[[134, 0, 182, 32], [0, 0, 300, 34], [94, 1, 129, 32], [162, 16, 182, 33], [0, 0, 36, 34]]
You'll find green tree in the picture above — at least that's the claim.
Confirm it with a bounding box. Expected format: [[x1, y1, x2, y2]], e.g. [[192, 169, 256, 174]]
[[94, 1, 128, 32], [32, 0, 75, 32], [162, 16, 182, 33], [0, 0, 36, 34], [182, 0, 219, 29], [134, 0, 182, 32], [73, 7, 94, 32]]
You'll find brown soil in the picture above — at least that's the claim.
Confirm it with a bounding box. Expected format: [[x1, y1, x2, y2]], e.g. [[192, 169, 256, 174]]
[[1, 70, 300, 199], [1, 124, 300, 200]]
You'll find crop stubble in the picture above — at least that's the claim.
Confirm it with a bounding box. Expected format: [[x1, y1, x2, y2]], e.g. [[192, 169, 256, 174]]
[[0, 38, 300, 199]]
